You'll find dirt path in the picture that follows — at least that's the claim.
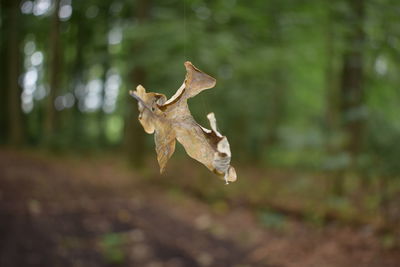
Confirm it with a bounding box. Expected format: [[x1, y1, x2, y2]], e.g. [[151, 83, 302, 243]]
[[0, 150, 399, 267]]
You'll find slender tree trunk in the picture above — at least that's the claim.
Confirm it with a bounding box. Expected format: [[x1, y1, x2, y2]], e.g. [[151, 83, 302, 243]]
[[44, 0, 62, 141], [4, 0, 23, 145], [339, 0, 366, 160], [264, 2, 286, 158], [98, 61, 110, 146], [98, 11, 111, 146], [124, 0, 151, 167], [325, 1, 339, 145], [70, 6, 87, 147], [324, 1, 345, 195], [0, 0, 7, 143]]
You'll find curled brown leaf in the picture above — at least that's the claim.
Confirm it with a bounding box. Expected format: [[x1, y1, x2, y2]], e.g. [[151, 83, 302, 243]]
[[129, 62, 236, 184]]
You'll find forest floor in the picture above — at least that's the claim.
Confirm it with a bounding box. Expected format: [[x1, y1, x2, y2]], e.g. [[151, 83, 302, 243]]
[[0, 149, 399, 267]]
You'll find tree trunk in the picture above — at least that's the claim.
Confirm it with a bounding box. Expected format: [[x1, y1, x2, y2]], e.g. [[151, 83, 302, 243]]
[[98, 61, 110, 146], [0, 0, 7, 143], [44, 0, 62, 141], [324, 1, 339, 146], [339, 0, 366, 160], [324, 1, 345, 196], [4, 0, 23, 146], [124, 0, 151, 167], [98, 10, 111, 146], [70, 5, 87, 147]]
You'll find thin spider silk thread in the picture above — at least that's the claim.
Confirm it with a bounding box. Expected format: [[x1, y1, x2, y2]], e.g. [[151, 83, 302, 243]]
[[184, 0, 211, 122], [183, 0, 186, 60]]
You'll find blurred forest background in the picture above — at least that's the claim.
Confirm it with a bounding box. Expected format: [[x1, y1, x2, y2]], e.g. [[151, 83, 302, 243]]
[[1, 0, 400, 266]]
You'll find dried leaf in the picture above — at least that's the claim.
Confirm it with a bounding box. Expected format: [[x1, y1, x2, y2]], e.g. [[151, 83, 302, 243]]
[[129, 62, 237, 184]]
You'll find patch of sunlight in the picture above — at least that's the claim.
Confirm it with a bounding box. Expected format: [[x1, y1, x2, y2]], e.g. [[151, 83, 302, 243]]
[[24, 68, 38, 87], [54, 92, 75, 111], [103, 72, 121, 114], [20, 67, 39, 113], [31, 51, 43, 66], [33, 0, 51, 16], [108, 27, 123, 45], [375, 56, 388, 76], [34, 85, 47, 100], [83, 79, 102, 112], [24, 41, 36, 55], [21, 1, 34, 14], [59, 4, 72, 21], [21, 91, 34, 113]]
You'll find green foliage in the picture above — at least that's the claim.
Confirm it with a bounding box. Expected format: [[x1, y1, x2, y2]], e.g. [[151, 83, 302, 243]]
[[259, 210, 288, 231], [1, 0, 400, 228], [100, 233, 126, 264]]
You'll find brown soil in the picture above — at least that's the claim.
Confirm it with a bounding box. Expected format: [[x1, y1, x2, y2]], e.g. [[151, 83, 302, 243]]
[[0, 150, 399, 267]]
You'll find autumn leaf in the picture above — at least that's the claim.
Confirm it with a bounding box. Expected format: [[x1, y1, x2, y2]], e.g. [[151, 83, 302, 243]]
[[129, 62, 236, 184]]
